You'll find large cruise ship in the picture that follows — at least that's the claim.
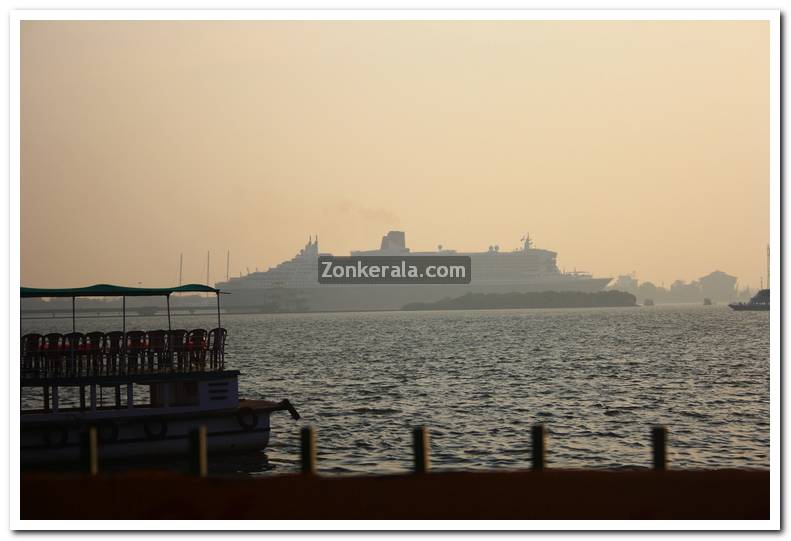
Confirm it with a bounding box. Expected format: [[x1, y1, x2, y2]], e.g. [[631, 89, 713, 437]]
[[215, 232, 612, 312]]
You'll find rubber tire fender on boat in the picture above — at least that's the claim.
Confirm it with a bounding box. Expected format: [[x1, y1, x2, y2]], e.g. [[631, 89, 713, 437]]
[[96, 420, 119, 444], [143, 417, 168, 440], [236, 407, 258, 431], [43, 425, 68, 447]]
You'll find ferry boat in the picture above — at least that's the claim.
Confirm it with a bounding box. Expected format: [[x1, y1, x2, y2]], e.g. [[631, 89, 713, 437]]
[[728, 289, 770, 311], [20, 284, 300, 467]]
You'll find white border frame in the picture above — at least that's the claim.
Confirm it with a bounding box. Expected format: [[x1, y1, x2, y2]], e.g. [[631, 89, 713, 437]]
[[9, 9, 781, 531]]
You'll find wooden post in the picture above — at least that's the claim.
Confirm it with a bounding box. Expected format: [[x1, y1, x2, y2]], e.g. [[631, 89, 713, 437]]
[[166, 295, 173, 368], [122, 296, 126, 373], [531, 424, 546, 471], [43, 386, 50, 412], [189, 426, 208, 477], [80, 426, 98, 476], [413, 426, 429, 474], [80, 386, 86, 411], [652, 426, 667, 471], [71, 297, 76, 375], [301, 426, 316, 474]]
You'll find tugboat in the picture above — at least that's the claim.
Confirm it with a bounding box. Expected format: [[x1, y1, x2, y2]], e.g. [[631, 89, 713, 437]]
[[730, 245, 773, 312], [20, 284, 300, 467], [729, 289, 770, 311]]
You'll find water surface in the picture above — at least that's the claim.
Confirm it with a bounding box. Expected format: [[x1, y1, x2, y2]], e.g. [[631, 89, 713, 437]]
[[22, 304, 769, 475]]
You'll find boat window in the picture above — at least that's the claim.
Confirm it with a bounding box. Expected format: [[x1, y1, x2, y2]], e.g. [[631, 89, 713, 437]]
[[149, 381, 199, 407], [20, 387, 49, 412], [172, 382, 199, 407], [21, 383, 140, 412], [134, 384, 151, 407]]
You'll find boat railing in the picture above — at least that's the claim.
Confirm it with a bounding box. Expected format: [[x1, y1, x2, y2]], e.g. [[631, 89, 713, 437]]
[[20, 328, 227, 381]]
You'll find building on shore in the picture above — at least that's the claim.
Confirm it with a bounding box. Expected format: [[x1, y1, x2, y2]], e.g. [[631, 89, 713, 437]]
[[698, 270, 738, 303]]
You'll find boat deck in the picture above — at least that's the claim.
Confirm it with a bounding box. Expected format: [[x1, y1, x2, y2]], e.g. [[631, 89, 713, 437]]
[[21, 327, 227, 385]]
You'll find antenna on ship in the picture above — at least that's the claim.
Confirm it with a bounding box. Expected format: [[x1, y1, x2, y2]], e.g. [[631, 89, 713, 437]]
[[206, 251, 211, 296], [521, 233, 532, 251], [767, 244, 770, 289]]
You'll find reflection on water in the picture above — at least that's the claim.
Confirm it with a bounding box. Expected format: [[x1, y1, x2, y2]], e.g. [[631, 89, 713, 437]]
[[22, 304, 769, 475]]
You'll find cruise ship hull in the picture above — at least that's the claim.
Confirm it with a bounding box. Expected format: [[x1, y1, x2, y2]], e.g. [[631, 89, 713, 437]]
[[221, 277, 613, 313]]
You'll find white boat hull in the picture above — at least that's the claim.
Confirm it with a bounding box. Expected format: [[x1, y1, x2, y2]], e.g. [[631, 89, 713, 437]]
[[21, 403, 276, 467]]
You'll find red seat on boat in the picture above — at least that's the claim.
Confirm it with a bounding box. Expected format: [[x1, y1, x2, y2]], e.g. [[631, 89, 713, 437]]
[[169, 329, 188, 371], [43, 333, 64, 377], [186, 329, 208, 370], [84, 331, 105, 375], [63, 332, 85, 377], [125, 331, 147, 373], [104, 331, 125, 374], [21, 333, 44, 376], [207, 328, 227, 370], [147, 330, 169, 372]]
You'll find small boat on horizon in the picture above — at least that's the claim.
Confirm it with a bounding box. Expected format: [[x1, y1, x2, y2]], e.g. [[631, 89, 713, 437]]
[[20, 283, 300, 468], [728, 289, 769, 312]]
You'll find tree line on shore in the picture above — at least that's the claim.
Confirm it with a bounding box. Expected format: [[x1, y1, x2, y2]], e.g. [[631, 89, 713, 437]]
[[402, 290, 637, 311]]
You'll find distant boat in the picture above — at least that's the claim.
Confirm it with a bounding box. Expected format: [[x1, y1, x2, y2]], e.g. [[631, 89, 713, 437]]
[[643, 299, 654, 306], [703, 298, 712, 306], [729, 289, 769, 311]]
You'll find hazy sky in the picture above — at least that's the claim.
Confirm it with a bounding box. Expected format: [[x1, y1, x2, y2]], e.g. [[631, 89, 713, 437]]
[[21, 20, 769, 289]]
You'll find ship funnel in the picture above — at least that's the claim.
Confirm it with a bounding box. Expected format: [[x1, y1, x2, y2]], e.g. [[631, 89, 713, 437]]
[[380, 231, 406, 251]]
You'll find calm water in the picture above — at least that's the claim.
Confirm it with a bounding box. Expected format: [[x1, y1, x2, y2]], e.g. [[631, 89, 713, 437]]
[[22, 304, 770, 474]]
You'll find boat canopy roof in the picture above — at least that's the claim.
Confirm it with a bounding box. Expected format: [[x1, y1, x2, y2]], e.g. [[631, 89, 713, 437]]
[[21, 283, 220, 298]]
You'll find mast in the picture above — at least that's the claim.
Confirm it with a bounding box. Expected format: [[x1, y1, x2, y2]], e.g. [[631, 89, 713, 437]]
[[178, 253, 183, 287], [206, 251, 210, 297], [524, 233, 532, 250], [767, 244, 770, 289], [226, 250, 230, 282]]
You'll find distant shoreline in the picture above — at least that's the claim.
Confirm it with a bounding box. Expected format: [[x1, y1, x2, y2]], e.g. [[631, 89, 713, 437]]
[[20, 291, 649, 320], [402, 290, 637, 311]]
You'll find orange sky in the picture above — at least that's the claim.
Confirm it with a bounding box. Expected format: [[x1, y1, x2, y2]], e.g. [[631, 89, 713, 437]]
[[21, 20, 769, 289]]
